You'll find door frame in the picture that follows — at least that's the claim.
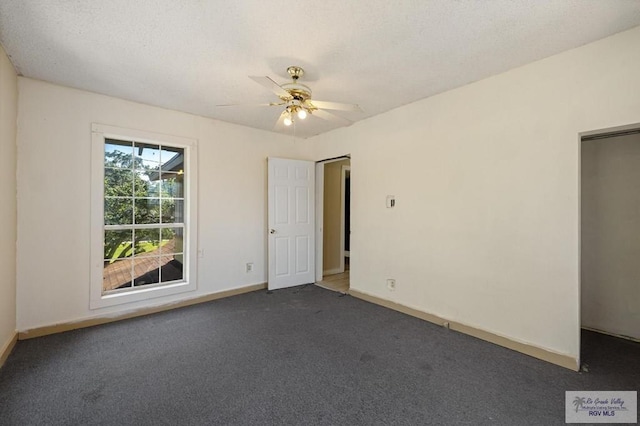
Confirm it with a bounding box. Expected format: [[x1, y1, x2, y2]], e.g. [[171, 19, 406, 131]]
[[578, 121, 640, 368], [314, 155, 351, 282], [340, 165, 351, 273]]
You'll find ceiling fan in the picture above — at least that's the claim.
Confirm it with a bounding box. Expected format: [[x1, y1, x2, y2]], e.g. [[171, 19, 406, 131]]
[[219, 66, 362, 129]]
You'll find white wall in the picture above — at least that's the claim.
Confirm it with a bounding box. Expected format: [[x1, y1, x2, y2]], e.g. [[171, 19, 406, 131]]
[[581, 134, 640, 340], [16, 78, 299, 331], [0, 45, 18, 352], [298, 26, 640, 362]]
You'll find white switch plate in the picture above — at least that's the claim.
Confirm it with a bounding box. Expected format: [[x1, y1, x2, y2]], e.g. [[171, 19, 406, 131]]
[[386, 195, 395, 208]]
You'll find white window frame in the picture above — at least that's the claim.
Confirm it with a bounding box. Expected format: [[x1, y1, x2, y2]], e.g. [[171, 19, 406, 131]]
[[90, 123, 198, 309]]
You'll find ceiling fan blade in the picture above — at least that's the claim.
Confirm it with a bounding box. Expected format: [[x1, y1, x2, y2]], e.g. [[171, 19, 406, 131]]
[[307, 100, 362, 112], [310, 108, 352, 125], [216, 102, 282, 107], [249, 76, 292, 100]]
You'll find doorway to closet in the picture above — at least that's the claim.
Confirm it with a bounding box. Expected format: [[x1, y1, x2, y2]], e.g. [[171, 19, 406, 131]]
[[581, 127, 640, 343], [315, 157, 350, 293]]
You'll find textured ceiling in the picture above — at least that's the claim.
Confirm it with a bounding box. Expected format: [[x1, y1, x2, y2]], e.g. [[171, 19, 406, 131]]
[[1, 1, 640, 139]]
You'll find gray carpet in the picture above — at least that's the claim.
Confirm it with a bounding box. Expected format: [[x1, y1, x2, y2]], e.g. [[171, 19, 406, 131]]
[[0, 285, 638, 425]]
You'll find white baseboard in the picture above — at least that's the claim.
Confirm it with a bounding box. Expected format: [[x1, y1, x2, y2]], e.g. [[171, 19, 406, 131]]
[[582, 326, 640, 343], [349, 288, 579, 371], [18, 283, 267, 340], [323, 268, 343, 276]]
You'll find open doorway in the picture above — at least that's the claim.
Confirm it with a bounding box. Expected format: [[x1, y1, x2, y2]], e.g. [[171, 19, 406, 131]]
[[315, 157, 350, 293], [580, 126, 640, 368]]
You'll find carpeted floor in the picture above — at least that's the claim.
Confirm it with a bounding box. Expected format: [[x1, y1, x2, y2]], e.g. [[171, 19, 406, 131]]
[[0, 285, 638, 425]]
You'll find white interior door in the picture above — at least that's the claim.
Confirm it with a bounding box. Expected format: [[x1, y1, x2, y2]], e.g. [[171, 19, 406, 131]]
[[268, 157, 315, 290]]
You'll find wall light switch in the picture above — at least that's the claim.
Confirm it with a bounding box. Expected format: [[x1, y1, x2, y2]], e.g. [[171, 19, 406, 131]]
[[386, 195, 395, 208]]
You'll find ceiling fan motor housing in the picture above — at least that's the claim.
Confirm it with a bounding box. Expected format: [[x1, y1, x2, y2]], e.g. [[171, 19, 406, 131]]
[[280, 66, 313, 107], [280, 83, 312, 102]]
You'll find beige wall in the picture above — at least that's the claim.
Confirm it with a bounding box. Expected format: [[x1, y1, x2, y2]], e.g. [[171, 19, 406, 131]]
[[0, 45, 18, 354], [581, 134, 640, 340], [15, 78, 300, 331], [298, 26, 640, 365], [10, 25, 640, 367], [323, 159, 350, 274]]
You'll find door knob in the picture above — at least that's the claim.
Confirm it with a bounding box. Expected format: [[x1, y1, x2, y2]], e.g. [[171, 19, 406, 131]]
[[270, 229, 276, 234]]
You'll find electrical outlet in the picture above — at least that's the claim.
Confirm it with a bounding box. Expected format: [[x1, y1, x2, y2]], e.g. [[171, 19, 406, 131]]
[[246, 262, 254, 273], [387, 279, 396, 291]]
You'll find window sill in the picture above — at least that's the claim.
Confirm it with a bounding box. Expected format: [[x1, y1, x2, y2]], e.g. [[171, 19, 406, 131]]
[[90, 280, 197, 310]]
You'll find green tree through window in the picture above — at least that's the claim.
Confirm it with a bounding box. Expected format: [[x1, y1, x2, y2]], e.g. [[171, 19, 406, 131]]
[[103, 139, 185, 292]]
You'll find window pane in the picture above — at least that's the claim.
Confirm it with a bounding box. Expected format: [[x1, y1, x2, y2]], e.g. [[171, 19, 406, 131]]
[[134, 198, 160, 224], [161, 227, 183, 254], [159, 225, 184, 283], [105, 198, 133, 225], [133, 257, 160, 287], [161, 199, 183, 224], [104, 229, 133, 261], [100, 135, 189, 298], [161, 172, 184, 198], [135, 171, 161, 197], [160, 254, 183, 283], [103, 259, 133, 292], [134, 228, 161, 257], [105, 168, 134, 197], [134, 142, 161, 171], [105, 139, 133, 169], [160, 146, 184, 171]]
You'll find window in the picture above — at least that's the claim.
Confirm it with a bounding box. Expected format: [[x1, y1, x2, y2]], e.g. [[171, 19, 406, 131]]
[[91, 124, 197, 308]]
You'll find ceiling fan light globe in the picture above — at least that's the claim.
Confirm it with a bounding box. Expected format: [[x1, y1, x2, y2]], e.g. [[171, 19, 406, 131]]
[[297, 109, 307, 120], [284, 117, 293, 126]]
